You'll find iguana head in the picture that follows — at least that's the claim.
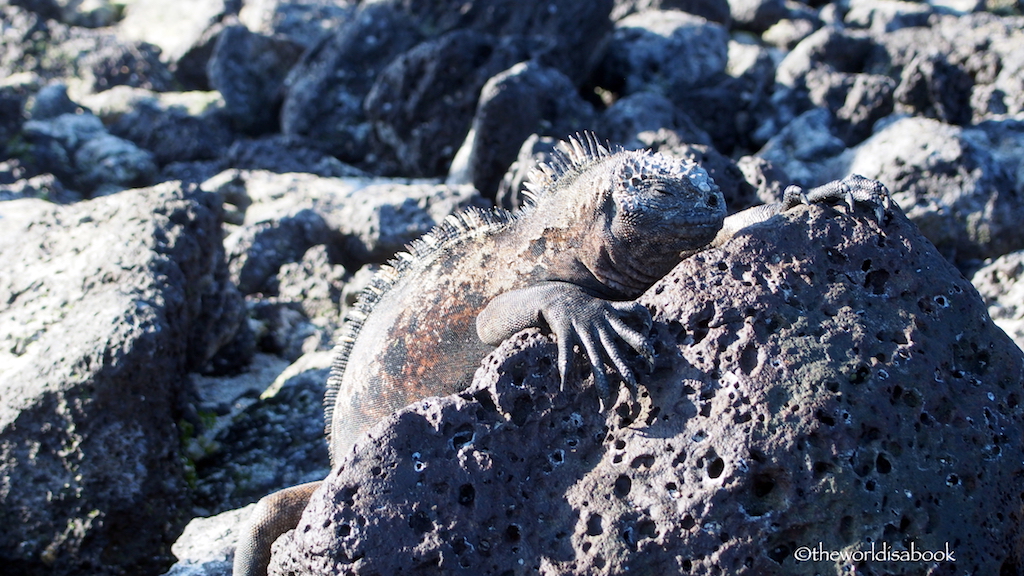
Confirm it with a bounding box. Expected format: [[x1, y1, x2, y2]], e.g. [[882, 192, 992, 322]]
[[610, 150, 725, 248], [526, 133, 726, 298]]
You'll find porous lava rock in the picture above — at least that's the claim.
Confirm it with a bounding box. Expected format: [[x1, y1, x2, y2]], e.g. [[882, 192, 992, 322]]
[[266, 203, 1024, 575], [0, 183, 244, 575]]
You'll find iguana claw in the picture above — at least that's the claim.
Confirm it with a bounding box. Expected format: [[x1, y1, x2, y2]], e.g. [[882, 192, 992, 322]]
[[479, 281, 655, 410], [786, 174, 892, 224], [549, 290, 653, 409]]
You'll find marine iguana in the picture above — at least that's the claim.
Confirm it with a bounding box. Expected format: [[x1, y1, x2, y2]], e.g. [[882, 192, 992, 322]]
[[233, 133, 890, 576]]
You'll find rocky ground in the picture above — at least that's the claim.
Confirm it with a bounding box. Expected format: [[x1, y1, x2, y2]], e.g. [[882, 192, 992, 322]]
[[1, 0, 1023, 575]]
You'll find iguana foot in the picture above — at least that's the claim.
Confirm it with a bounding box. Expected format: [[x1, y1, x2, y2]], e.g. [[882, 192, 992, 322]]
[[783, 174, 892, 223], [477, 282, 654, 408]]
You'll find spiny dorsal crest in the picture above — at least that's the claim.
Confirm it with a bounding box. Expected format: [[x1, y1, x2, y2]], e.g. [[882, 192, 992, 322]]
[[523, 132, 616, 200]]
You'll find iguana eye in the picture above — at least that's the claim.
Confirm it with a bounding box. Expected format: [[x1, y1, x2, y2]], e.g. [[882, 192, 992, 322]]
[[630, 175, 644, 188]]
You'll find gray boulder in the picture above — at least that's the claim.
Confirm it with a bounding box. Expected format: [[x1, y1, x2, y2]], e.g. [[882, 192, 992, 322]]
[[74, 36, 175, 94], [238, 0, 356, 48], [868, 12, 1024, 123], [22, 111, 157, 195], [191, 352, 333, 515], [768, 12, 1024, 146], [727, 0, 790, 32], [223, 135, 367, 179], [266, 203, 1024, 575], [118, 0, 240, 89], [94, 89, 234, 166], [972, 250, 1024, 353], [756, 107, 846, 187], [280, 4, 425, 164], [24, 82, 79, 120], [768, 26, 889, 147], [364, 30, 534, 178], [363, 0, 614, 84], [0, 182, 244, 575], [828, 115, 1024, 266], [283, 0, 614, 165], [611, 0, 731, 25], [671, 39, 779, 154], [446, 62, 596, 201], [1, 79, 32, 161], [207, 25, 304, 134], [208, 170, 485, 294], [598, 91, 712, 151], [0, 172, 78, 204], [842, 0, 935, 34], [163, 505, 252, 576], [596, 10, 729, 98]]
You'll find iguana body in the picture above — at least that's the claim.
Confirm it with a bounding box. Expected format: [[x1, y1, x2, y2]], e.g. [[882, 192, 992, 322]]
[[234, 134, 890, 576]]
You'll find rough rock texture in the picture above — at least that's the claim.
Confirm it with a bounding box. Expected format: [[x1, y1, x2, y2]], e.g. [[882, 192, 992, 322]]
[[598, 91, 713, 151], [118, 0, 239, 86], [267, 204, 1024, 575], [191, 352, 333, 515], [222, 136, 367, 179], [279, 4, 425, 163], [828, 115, 1024, 266], [364, 30, 534, 178], [446, 62, 597, 201], [282, 0, 614, 168], [972, 250, 1024, 353], [21, 111, 158, 196], [164, 505, 253, 576], [0, 183, 244, 575], [597, 10, 729, 98], [207, 25, 304, 134], [238, 0, 356, 48], [611, 0, 731, 25], [209, 170, 485, 295]]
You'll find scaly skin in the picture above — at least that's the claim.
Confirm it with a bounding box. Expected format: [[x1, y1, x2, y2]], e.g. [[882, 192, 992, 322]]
[[233, 135, 891, 576]]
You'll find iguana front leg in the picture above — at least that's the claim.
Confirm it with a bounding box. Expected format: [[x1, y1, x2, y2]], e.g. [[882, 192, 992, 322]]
[[712, 174, 891, 248], [233, 481, 321, 576], [476, 281, 654, 404]]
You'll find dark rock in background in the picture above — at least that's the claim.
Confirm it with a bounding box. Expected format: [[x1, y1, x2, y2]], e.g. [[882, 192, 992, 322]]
[[280, 4, 425, 164], [364, 31, 535, 178], [366, 0, 615, 84], [190, 352, 333, 514], [613, 0, 732, 25], [268, 204, 1024, 575], [238, 0, 357, 49], [598, 91, 713, 150], [0, 183, 244, 575], [829, 115, 1024, 267], [207, 25, 304, 134], [973, 249, 1024, 351], [222, 135, 367, 179], [596, 10, 729, 98], [118, 0, 240, 89], [447, 62, 597, 201], [108, 99, 235, 166], [727, 0, 789, 32], [21, 110, 158, 195]]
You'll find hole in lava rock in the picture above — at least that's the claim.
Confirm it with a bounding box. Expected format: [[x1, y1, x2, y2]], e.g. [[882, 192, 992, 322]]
[[614, 474, 632, 497], [408, 510, 433, 534], [457, 483, 475, 506], [875, 453, 892, 474]]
